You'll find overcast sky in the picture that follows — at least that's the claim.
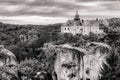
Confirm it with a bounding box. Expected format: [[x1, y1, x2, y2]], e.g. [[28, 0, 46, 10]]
[[0, 0, 120, 25]]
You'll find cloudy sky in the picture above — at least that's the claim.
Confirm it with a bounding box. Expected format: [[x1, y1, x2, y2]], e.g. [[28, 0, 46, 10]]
[[0, 0, 120, 25]]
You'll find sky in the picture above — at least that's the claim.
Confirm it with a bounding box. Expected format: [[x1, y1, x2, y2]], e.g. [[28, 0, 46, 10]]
[[0, 0, 120, 25]]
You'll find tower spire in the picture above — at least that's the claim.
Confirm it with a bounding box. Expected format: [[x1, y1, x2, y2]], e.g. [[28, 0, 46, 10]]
[[74, 10, 80, 20], [76, 10, 78, 15]]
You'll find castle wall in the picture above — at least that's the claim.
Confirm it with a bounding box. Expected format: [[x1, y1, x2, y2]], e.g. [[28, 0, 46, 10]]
[[90, 26, 103, 35], [61, 25, 104, 35]]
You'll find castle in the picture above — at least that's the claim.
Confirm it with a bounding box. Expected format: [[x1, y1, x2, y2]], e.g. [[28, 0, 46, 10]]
[[61, 11, 104, 35]]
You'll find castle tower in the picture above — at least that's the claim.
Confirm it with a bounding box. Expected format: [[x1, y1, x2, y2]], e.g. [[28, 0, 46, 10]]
[[74, 10, 80, 20]]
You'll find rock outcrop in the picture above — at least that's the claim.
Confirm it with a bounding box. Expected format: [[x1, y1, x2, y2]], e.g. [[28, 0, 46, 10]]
[[0, 45, 18, 80]]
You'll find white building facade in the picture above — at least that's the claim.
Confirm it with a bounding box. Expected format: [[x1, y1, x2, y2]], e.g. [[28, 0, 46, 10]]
[[61, 11, 104, 35]]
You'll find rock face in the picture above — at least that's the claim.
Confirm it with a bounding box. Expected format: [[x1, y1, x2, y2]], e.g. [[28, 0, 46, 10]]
[[0, 45, 18, 80], [81, 42, 111, 80], [54, 43, 111, 80], [54, 46, 84, 80]]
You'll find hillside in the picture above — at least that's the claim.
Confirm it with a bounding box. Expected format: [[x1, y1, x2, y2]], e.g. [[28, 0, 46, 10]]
[[0, 18, 120, 80], [0, 18, 120, 63]]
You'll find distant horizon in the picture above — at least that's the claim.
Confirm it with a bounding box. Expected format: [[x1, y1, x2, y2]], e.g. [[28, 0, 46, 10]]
[[0, 16, 120, 25], [0, 0, 120, 25]]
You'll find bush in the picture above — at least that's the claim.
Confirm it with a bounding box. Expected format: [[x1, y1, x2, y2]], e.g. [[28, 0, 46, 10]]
[[18, 58, 53, 80]]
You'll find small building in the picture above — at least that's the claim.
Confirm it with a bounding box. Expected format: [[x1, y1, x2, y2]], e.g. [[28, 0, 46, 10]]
[[19, 29, 39, 42], [61, 11, 104, 35], [19, 34, 28, 42], [27, 29, 39, 40]]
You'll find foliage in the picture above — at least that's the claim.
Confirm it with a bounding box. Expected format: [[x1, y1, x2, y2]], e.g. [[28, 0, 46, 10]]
[[1, 18, 120, 80], [18, 59, 40, 76], [100, 48, 120, 80], [0, 65, 18, 80]]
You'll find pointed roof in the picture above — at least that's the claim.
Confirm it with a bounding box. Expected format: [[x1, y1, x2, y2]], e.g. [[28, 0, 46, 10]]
[[74, 10, 80, 20]]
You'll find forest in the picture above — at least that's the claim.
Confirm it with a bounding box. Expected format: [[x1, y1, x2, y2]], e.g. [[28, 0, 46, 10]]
[[0, 18, 120, 80]]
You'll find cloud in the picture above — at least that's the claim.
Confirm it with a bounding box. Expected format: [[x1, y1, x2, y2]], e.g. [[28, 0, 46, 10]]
[[0, 15, 67, 25], [0, 0, 120, 24], [76, 0, 120, 2]]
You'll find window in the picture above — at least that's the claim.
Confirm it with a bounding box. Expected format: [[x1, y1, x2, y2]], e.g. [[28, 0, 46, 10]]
[[96, 30, 98, 33], [65, 28, 66, 30], [68, 28, 69, 30], [80, 29, 83, 30]]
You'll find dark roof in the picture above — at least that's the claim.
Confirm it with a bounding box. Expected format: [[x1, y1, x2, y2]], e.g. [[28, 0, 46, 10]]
[[62, 11, 106, 27], [74, 10, 80, 20], [63, 19, 101, 27]]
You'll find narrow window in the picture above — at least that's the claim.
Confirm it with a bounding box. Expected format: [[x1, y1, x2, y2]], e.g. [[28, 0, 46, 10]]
[[68, 28, 69, 30]]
